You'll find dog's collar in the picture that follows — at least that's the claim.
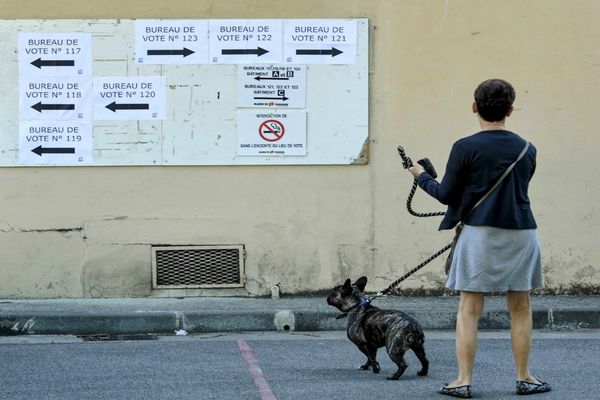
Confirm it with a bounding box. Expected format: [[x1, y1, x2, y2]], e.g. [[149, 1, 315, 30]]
[[335, 298, 372, 319]]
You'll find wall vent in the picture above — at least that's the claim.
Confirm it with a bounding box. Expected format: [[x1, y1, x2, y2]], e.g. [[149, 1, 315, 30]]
[[152, 245, 245, 289]]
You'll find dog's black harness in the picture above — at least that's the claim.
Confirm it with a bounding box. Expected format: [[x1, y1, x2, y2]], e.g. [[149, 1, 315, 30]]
[[335, 298, 373, 319]]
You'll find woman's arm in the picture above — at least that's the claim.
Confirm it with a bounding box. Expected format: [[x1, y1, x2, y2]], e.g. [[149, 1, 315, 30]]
[[415, 142, 468, 205]]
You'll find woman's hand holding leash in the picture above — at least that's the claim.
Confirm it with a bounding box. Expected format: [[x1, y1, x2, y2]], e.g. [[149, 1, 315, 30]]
[[408, 164, 425, 178]]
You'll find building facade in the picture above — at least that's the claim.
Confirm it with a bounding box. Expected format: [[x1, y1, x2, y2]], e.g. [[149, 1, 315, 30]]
[[0, 0, 598, 298]]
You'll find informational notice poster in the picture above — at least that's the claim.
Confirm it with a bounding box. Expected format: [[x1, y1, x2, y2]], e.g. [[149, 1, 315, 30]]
[[19, 77, 92, 121], [237, 65, 306, 108], [92, 76, 167, 120], [19, 121, 92, 165], [237, 110, 307, 156], [283, 19, 357, 64], [18, 32, 93, 78], [135, 20, 209, 64], [209, 19, 284, 64]]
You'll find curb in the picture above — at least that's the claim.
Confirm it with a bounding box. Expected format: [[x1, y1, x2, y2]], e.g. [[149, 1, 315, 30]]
[[1, 307, 599, 336]]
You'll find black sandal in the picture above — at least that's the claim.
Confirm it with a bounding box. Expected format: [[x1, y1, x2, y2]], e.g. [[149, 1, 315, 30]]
[[516, 380, 552, 395], [439, 384, 473, 398]]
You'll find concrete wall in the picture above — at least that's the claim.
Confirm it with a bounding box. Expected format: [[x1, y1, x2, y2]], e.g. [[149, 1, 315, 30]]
[[1, 0, 598, 298]]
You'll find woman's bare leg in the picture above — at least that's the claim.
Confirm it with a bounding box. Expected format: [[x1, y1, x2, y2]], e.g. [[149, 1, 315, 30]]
[[446, 291, 485, 387], [507, 290, 540, 383]]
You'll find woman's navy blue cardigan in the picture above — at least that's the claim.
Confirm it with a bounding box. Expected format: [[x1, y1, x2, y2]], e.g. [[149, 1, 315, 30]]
[[417, 130, 538, 230]]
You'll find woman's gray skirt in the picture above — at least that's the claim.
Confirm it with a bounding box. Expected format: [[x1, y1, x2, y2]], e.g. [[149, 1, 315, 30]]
[[446, 225, 543, 292]]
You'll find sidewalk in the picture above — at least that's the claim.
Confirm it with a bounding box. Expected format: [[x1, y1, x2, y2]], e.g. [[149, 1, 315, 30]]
[[1, 295, 599, 336]]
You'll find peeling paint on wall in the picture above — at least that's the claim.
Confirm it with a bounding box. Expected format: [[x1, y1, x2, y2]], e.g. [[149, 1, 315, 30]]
[[351, 137, 369, 165]]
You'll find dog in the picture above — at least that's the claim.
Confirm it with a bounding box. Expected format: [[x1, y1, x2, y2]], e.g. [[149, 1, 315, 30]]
[[326, 276, 429, 380]]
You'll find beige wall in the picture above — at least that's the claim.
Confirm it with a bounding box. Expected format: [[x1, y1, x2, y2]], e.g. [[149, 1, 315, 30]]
[[1, 0, 598, 298]]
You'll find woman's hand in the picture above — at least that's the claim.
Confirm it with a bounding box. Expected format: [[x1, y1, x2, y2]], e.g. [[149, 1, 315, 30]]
[[408, 164, 425, 178]]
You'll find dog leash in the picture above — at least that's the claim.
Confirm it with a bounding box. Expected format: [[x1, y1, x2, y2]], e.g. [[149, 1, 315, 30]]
[[348, 242, 453, 312], [358, 143, 529, 308], [350, 147, 453, 310], [337, 241, 454, 317]]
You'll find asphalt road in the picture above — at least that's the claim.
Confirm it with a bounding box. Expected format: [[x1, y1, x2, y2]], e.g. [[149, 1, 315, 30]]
[[1, 330, 598, 400]]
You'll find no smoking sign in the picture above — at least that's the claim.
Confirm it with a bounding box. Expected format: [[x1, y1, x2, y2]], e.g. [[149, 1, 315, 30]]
[[237, 110, 306, 156], [259, 119, 285, 142]]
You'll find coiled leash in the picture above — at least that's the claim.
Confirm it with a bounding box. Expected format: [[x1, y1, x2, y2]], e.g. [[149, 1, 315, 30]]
[[396, 146, 446, 218], [353, 146, 453, 309]]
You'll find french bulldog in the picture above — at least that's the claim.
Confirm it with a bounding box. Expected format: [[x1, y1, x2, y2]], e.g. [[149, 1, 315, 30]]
[[326, 276, 429, 380]]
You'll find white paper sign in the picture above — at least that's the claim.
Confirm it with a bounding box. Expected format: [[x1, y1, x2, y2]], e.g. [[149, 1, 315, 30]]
[[19, 121, 92, 165], [135, 20, 209, 64], [209, 19, 283, 64], [237, 110, 306, 156], [283, 20, 357, 64], [237, 65, 306, 108], [18, 32, 93, 78], [93, 76, 167, 120], [19, 77, 92, 121]]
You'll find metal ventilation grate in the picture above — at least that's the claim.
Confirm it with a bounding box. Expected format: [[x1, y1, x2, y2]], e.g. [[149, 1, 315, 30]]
[[152, 245, 245, 289]]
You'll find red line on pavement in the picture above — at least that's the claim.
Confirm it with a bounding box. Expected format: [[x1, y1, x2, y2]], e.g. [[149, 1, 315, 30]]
[[237, 339, 278, 400]]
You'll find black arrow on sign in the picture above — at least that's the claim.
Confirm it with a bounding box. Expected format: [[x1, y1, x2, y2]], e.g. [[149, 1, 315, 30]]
[[296, 47, 343, 57], [254, 76, 289, 81], [254, 96, 290, 101], [222, 47, 269, 57], [147, 48, 195, 57], [31, 145, 75, 156], [106, 102, 150, 112], [31, 102, 75, 113], [31, 58, 75, 69]]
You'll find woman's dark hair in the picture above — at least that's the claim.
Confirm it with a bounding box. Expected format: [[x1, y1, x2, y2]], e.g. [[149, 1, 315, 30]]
[[474, 79, 516, 122]]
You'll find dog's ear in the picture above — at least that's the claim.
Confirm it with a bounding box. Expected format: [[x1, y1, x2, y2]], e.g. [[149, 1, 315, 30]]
[[354, 276, 368, 291], [342, 278, 352, 294]]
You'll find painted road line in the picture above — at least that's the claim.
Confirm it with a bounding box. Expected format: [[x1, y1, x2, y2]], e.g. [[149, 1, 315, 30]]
[[237, 339, 277, 400]]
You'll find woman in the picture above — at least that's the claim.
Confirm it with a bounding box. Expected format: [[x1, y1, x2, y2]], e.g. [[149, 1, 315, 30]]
[[408, 79, 551, 398]]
